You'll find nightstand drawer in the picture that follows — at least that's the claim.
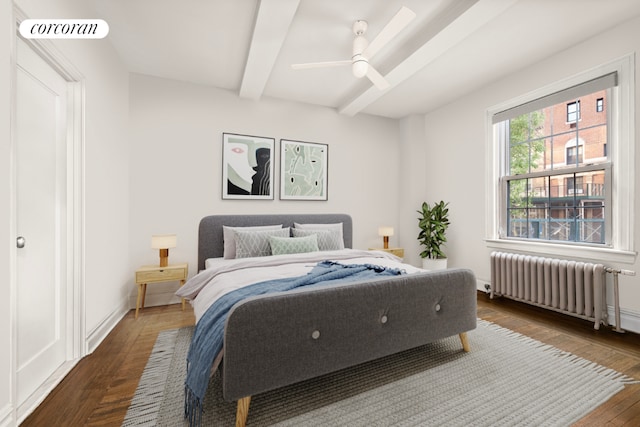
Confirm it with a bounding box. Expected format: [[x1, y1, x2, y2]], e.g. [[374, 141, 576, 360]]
[[136, 265, 187, 283]]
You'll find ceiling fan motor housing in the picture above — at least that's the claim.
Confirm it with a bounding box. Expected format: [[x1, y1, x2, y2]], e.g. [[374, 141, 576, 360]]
[[352, 22, 369, 78]]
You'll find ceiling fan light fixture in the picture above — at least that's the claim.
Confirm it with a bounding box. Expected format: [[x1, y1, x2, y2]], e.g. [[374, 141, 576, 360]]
[[352, 55, 369, 78]]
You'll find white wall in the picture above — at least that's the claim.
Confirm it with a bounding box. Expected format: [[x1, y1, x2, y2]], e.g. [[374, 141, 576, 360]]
[[79, 41, 130, 345], [2, 0, 129, 423], [128, 74, 401, 305], [411, 16, 640, 331], [398, 115, 428, 267]]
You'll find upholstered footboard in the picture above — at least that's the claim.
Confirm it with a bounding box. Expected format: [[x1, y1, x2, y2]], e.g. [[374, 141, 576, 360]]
[[223, 268, 477, 426]]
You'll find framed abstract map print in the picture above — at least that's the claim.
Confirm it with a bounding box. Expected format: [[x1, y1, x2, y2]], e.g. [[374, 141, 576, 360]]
[[280, 139, 328, 200]]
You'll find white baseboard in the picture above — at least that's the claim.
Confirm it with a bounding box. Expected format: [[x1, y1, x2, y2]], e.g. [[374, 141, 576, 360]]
[[86, 300, 129, 354], [475, 279, 491, 294], [606, 306, 640, 334], [86, 291, 184, 354], [0, 403, 13, 427]]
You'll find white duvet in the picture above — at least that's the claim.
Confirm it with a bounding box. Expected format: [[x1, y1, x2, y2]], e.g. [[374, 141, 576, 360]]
[[176, 249, 424, 323]]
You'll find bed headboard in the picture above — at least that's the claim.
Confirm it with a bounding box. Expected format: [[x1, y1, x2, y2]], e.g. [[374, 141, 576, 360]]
[[197, 213, 353, 271]]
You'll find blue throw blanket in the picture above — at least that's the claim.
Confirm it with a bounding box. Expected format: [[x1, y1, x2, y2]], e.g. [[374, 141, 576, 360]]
[[184, 261, 405, 426]]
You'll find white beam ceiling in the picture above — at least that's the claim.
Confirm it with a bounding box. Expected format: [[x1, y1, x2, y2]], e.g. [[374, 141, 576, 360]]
[[239, 0, 301, 100], [92, 0, 640, 119]]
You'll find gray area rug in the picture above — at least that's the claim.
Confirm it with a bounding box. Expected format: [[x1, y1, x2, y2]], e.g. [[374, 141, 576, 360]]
[[123, 320, 637, 426]]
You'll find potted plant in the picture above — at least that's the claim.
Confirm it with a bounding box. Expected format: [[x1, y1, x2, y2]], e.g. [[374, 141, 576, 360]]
[[417, 201, 450, 270]]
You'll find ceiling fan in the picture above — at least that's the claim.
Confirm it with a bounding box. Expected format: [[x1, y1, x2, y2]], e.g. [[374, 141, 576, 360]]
[[291, 6, 416, 90]]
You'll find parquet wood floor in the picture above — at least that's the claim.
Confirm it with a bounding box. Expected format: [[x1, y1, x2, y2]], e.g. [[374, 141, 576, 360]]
[[21, 294, 640, 426]]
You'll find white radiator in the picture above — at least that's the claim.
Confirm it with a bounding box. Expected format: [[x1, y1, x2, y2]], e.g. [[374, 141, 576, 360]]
[[490, 251, 606, 329]]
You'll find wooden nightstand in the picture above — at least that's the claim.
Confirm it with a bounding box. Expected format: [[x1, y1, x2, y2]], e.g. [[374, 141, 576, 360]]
[[135, 263, 188, 318], [369, 247, 405, 259]]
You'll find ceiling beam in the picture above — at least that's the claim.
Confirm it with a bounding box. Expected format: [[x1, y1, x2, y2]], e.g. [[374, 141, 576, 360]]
[[338, 0, 519, 116], [239, 0, 300, 100]]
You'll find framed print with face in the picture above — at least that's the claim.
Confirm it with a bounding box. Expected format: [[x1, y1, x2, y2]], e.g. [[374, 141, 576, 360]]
[[222, 133, 275, 200], [280, 139, 328, 200]]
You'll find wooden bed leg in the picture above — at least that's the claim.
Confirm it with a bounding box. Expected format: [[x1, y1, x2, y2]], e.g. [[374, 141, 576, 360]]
[[459, 332, 470, 352], [235, 396, 251, 427]]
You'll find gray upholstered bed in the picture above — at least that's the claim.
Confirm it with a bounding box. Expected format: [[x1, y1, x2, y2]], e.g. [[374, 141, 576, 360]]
[[191, 213, 477, 426], [197, 213, 355, 270]]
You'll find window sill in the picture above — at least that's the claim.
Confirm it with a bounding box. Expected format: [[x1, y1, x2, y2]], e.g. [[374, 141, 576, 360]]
[[485, 238, 636, 265]]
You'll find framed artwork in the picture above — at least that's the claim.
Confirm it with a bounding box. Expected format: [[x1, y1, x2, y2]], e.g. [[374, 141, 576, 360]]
[[222, 133, 275, 200], [280, 139, 328, 200]]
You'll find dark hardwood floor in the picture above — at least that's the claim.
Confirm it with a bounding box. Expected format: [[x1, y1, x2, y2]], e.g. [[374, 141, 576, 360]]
[[21, 293, 640, 426]]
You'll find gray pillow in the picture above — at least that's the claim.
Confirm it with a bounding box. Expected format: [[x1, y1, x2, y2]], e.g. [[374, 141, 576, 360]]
[[293, 222, 344, 250], [223, 224, 282, 259], [234, 228, 290, 258], [291, 228, 342, 251]]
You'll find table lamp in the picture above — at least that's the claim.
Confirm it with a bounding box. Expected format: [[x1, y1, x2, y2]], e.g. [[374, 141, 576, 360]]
[[151, 234, 177, 267], [378, 227, 394, 249]]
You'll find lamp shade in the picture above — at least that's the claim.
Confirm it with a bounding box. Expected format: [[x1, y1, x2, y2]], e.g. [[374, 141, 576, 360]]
[[378, 227, 394, 237], [151, 234, 177, 249]]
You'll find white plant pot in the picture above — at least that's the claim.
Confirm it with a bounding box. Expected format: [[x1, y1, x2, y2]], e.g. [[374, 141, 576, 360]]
[[421, 257, 447, 271]]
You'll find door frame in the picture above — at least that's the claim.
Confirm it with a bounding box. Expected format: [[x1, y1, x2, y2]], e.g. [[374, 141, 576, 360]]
[[10, 5, 85, 422]]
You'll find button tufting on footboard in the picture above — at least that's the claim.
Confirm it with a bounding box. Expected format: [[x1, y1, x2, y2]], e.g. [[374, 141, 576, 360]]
[[311, 330, 320, 339], [381, 315, 388, 324], [435, 303, 441, 312]]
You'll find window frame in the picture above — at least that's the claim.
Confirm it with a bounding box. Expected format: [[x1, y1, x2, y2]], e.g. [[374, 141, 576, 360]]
[[566, 100, 581, 123], [565, 139, 584, 166], [485, 55, 635, 264]]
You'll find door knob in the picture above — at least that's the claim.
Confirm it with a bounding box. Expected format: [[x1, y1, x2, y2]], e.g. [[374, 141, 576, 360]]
[[16, 236, 25, 248]]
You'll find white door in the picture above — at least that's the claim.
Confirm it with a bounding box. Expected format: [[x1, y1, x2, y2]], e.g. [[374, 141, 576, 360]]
[[15, 37, 69, 408]]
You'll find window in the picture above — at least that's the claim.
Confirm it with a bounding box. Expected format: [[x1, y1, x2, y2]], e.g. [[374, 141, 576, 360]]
[[567, 101, 580, 122], [596, 97, 604, 112], [566, 175, 583, 195], [493, 72, 616, 246], [487, 56, 634, 261], [565, 140, 584, 165]]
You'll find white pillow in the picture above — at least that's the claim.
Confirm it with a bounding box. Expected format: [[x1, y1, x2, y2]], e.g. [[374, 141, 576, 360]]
[[293, 222, 344, 249], [222, 224, 282, 259]]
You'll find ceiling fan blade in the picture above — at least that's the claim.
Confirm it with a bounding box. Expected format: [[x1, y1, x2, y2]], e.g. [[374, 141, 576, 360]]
[[363, 6, 416, 60], [366, 66, 390, 90], [291, 60, 351, 70]]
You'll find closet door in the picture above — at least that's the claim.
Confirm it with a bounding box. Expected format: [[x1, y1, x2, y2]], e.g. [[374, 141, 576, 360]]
[[15, 37, 69, 409]]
